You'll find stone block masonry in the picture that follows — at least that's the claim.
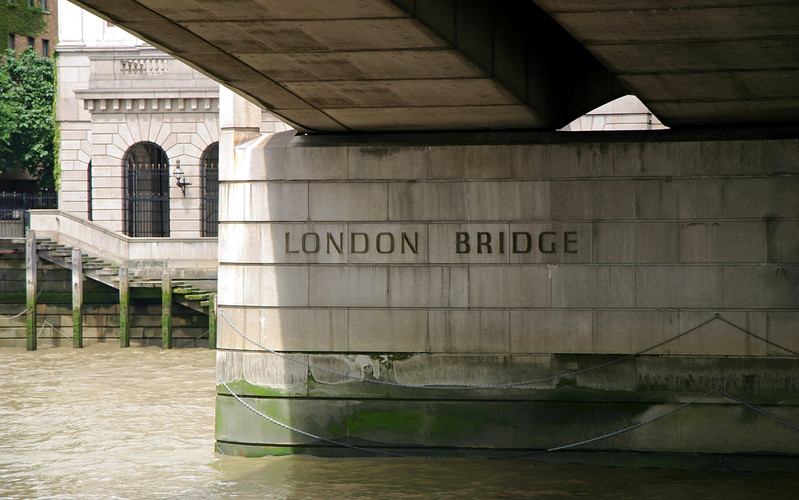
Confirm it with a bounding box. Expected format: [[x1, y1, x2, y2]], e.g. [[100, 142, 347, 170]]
[[216, 129, 799, 465]]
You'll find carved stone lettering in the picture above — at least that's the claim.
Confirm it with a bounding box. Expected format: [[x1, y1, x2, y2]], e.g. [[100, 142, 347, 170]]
[[284, 231, 420, 256], [456, 230, 578, 255]]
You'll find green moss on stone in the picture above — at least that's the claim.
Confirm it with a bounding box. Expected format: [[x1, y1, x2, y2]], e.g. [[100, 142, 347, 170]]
[[345, 410, 425, 435], [556, 377, 578, 388], [217, 379, 304, 398]]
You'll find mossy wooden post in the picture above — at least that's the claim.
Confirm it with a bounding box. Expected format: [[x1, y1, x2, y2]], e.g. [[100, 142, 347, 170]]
[[208, 293, 217, 349], [71, 248, 83, 348], [119, 267, 130, 347], [161, 272, 172, 349], [25, 230, 37, 351]]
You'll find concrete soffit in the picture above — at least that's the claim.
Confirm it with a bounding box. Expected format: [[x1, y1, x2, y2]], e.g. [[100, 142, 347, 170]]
[[63, 0, 627, 133], [530, 0, 799, 128]]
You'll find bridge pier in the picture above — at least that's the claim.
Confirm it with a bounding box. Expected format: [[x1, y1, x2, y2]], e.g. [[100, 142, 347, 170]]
[[215, 126, 799, 466]]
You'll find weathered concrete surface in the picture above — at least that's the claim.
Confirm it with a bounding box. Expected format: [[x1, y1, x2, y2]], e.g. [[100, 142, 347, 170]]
[[54, 0, 610, 131], [216, 128, 799, 465], [533, 1, 799, 128], [65, 0, 799, 131]]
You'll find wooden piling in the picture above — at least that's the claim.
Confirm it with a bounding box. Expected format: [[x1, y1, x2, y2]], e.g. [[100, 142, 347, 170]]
[[72, 248, 83, 348], [161, 272, 172, 349], [208, 293, 217, 349], [25, 230, 37, 351], [119, 267, 130, 347]]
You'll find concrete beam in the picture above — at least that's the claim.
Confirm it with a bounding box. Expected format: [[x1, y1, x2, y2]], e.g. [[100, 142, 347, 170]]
[[65, 0, 625, 131]]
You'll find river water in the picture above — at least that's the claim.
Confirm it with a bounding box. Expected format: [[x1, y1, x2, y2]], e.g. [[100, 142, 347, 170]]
[[1, 345, 797, 499]]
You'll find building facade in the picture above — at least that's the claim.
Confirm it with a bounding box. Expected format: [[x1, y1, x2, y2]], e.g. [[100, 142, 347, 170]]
[[55, 1, 290, 238], [2, 0, 56, 56], [56, 2, 218, 238]]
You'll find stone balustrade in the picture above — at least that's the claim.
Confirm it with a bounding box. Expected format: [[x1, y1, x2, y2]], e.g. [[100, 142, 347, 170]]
[[119, 57, 169, 75], [28, 210, 217, 274]]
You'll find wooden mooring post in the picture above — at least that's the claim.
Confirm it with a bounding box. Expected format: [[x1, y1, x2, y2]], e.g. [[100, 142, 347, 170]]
[[119, 267, 130, 347], [208, 293, 217, 349], [161, 272, 172, 349], [72, 248, 83, 348], [25, 230, 37, 351]]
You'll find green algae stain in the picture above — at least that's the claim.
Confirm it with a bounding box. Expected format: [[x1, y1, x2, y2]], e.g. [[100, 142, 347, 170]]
[[328, 422, 342, 436], [345, 410, 425, 435], [556, 377, 578, 388], [217, 379, 304, 398]]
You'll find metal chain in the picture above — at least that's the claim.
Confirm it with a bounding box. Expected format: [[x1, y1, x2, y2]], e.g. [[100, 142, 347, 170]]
[[38, 320, 74, 340], [0, 278, 47, 320], [220, 311, 797, 391], [177, 330, 210, 348], [715, 316, 799, 356], [719, 387, 799, 432], [218, 378, 420, 458], [0, 310, 26, 320], [490, 386, 723, 459], [218, 308, 799, 457], [218, 309, 799, 457], [219, 382, 797, 458]]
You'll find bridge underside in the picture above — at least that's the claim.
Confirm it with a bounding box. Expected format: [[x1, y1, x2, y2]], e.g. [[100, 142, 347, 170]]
[[63, 1, 799, 468], [68, 0, 799, 132]]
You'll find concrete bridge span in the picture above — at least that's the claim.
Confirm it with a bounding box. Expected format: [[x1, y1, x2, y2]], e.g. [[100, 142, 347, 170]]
[[67, 0, 799, 131], [63, 0, 799, 467]]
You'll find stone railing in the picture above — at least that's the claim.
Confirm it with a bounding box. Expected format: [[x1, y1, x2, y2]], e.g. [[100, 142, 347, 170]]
[[28, 210, 217, 273], [119, 57, 169, 75]]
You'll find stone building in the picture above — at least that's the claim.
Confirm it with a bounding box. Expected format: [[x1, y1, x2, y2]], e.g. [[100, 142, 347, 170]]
[[55, 1, 290, 238], [56, 2, 219, 238]]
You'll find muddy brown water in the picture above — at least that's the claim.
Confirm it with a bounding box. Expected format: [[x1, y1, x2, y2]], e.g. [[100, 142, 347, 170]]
[[1, 345, 797, 499]]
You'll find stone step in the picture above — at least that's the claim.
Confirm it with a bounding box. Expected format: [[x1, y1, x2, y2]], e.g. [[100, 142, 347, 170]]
[[129, 280, 162, 288], [37, 243, 66, 250], [94, 269, 119, 276], [185, 293, 210, 301]]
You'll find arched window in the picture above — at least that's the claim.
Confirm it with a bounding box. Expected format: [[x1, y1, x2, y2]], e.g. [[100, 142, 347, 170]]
[[201, 142, 219, 237], [123, 142, 170, 237]]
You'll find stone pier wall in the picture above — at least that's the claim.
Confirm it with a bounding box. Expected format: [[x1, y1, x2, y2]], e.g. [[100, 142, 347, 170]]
[[216, 129, 799, 464]]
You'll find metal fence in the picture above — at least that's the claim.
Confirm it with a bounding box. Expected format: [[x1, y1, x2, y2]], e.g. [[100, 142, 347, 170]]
[[0, 192, 58, 237], [125, 164, 170, 237]]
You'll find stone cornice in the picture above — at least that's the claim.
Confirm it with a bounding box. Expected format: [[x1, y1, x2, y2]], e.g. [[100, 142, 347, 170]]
[[76, 90, 219, 114]]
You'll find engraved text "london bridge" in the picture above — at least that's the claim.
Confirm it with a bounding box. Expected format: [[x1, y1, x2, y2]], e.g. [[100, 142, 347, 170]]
[[285, 232, 419, 255], [283, 230, 578, 256]]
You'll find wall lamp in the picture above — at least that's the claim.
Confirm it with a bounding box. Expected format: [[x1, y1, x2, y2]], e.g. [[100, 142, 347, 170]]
[[173, 160, 191, 196]]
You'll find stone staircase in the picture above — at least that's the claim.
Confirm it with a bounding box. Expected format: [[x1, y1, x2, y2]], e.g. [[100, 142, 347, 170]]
[[36, 238, 216, 314]]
